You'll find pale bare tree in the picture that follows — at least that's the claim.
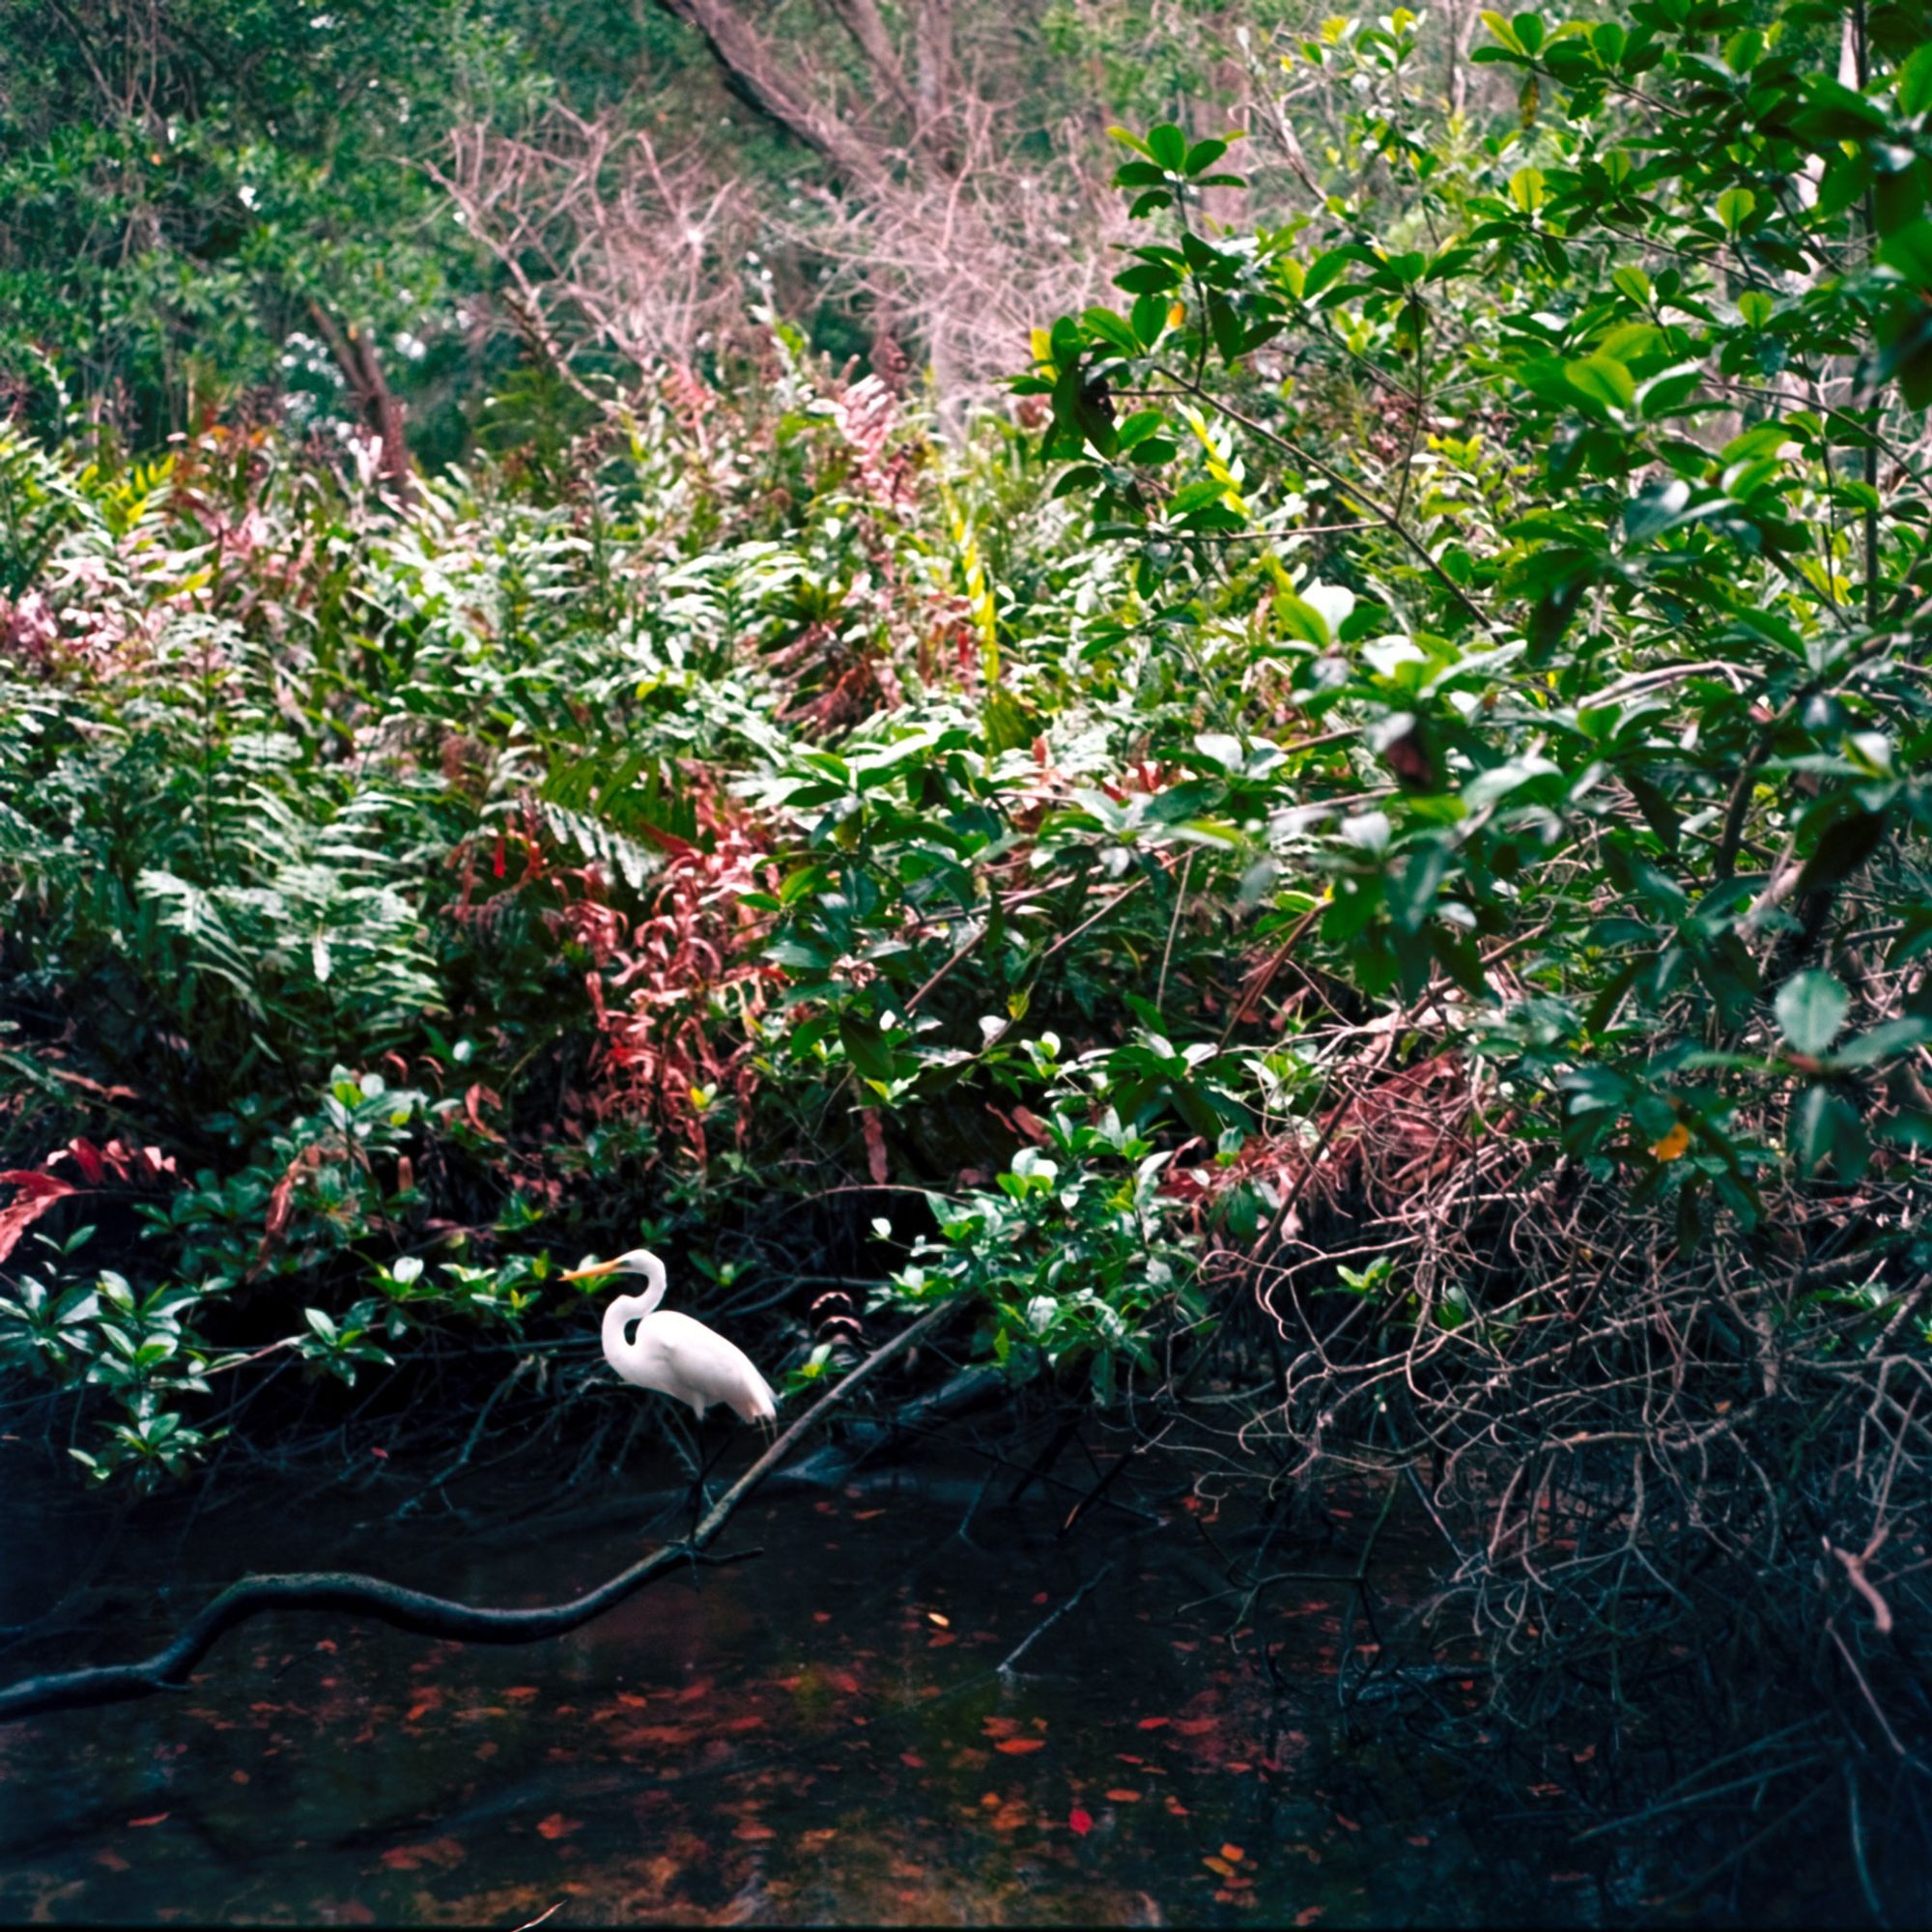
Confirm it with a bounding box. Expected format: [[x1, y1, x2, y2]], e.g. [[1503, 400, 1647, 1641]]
[[430, 110, 753, 384]]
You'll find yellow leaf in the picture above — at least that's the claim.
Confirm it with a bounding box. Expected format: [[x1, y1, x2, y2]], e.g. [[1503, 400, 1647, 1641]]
[[1169, 302, 1186, 328], [1650, 1122, 1690, 1161]]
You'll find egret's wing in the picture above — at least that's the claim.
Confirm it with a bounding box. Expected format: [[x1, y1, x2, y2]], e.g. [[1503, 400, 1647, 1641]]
[[649, 1312, 777, 1423]]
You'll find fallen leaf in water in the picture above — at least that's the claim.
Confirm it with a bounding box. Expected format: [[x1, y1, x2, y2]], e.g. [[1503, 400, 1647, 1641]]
[[379, 1839, 466, 1870], [1068, 1807, 1093, 1836], [503, 1687, 539, 1702], [733, 1822, 776, 1842], [899, 1751, 925, 1769], [927, 1611, 950, 1627], [95, 1851, 130, 1872], [852, 1508, 886, 1520], [1221, 1844, 1245, 1862], [1334, 1813, 1361, 1832], [927, 1632, 956, 1648], [128, 1815, 169, 1829], [231, 1771, 250, 1785], [1032, 1591, 1050, 1605], [535, 1815, 579, 1840], [996, 1738, 1045, 1755], [1295, 1909, 1324, 1926], [1174, 1717, 1216, 1736], [1205, 1856, 1236, 1878], [1106, 1789, 1142, 1803], [1136, 1717, 1170, 1731], [1165, 1796, 1190, 1816], [801, 1829, 838, 1847]]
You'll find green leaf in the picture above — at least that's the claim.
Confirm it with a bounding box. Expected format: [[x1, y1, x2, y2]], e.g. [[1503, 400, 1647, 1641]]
[[1563, 355, 1635, 415], [1795, 808, 1888, 895], [1775, 971, 1848, 1056], [1879, 218, 1932, 291], [1789, 1084, 1868, 1182], [1624, 477, 1690, 541], [1508, 166, 1547, 213], [1830, 1017, 1932, 1068], [1716, 186, 1756, 235], [1146, 125, 1186, 172], [838, 1013, 897, 1084], [1610, 265, 1652, 306]]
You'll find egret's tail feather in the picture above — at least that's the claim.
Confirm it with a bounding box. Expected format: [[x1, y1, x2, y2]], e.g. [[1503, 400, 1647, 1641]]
[[734, 1368, 779, 1427]]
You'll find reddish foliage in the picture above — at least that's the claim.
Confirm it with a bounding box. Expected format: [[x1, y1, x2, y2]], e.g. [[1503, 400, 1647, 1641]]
[[0, 1170, 76, 1266], [556, 789, 781, 1169]]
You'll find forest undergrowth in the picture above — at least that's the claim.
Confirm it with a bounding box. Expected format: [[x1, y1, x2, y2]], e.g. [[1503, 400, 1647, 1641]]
[[4, 0, 1932, 1911]]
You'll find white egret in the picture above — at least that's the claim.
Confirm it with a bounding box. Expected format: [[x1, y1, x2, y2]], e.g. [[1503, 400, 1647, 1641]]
[[561, 1248, 778, 1426]]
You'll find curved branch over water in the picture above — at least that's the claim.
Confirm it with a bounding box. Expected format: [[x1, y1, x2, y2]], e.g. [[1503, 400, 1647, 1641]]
[[0, 1301, 955, 1723]]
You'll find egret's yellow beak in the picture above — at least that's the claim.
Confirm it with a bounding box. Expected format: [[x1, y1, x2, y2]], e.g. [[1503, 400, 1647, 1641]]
[[559, 1257, 622, 1284]]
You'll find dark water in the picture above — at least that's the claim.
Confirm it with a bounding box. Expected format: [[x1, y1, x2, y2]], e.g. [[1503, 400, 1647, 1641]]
[[0, 1440, 1709, 1926]]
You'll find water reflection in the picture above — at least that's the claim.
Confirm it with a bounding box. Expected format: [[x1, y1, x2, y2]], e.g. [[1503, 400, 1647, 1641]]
[[0, 1451, 1619, 1925]]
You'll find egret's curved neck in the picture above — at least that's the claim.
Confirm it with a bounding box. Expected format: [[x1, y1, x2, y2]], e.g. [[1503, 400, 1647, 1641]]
[[631, 1253, 668, 1315], [600, 1256, 668, 1371]]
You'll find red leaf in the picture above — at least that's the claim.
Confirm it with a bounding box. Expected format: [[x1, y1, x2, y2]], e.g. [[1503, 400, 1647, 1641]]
[[1173, 1716, 1217, 1736], [64, 1139, 107, 1184], [995, 1737, 1045, 1754], [1295, 1911, 1324, 1927], [463, 1083, 506, 1142], [535, 1814, 579, 1840], [127, 1813, 169, 1828], [0, 1171, 76, 1265], [1136, 1717, 1170, 1731], [1068, 1807, 1094, 1836]]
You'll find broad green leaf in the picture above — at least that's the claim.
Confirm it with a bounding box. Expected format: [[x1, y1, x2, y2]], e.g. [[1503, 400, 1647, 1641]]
[[1775, 970, 1848, 1057], [1563, 355, 1635, 414]]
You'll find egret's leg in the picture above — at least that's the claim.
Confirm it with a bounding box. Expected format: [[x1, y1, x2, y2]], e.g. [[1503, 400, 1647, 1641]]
[[686, 1412, 728, 1536]]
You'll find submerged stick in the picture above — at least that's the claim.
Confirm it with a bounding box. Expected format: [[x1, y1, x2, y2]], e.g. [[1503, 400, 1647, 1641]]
[[0, 1300, 956, 1722]]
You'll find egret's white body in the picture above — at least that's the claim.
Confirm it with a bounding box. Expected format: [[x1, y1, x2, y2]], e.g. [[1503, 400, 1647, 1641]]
[[563, 1249, 777, 1426]]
